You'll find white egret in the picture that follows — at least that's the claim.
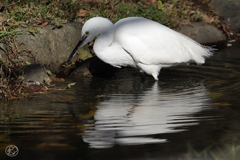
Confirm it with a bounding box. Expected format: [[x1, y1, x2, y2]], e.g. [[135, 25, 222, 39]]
[[67, 17, 214, 80]]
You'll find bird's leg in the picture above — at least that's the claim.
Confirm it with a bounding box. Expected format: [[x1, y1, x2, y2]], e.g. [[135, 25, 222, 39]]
[[140, 70, 146, 83], [152, 73, 159, 81]]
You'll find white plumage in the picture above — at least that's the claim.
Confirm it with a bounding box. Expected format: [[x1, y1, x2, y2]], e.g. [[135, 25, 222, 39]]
[[67, 17, 214, 80]]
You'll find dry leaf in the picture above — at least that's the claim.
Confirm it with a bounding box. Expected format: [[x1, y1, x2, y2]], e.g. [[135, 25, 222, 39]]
[[67, 82, 76, 89], [201, 13, 212, 23], [28, 84, 49, 93], [213, 102, 231, 107], [52, 77, 65, 82], [77, 9, 88, 17], [0, 2, 5, 12], [41, 20, 49, 27]]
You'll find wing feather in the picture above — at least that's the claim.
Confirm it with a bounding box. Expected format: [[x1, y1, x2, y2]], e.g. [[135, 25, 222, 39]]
[[114, 17, 213, 65]]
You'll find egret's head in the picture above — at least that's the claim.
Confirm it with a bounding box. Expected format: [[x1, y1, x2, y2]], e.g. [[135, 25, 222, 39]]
[[66, 17, 113, 63]]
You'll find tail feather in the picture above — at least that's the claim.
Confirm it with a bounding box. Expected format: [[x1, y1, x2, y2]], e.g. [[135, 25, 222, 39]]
[[177, 31, 215, 64]]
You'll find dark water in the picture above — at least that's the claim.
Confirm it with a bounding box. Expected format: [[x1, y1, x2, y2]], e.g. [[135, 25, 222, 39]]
[[1, 42, 240, 160]]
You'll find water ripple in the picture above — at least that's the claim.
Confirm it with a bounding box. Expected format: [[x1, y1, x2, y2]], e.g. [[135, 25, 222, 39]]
[[83, 82, 214, 148]]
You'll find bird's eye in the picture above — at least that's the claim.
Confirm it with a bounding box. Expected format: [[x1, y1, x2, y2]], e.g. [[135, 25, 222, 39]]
[[85, 31, 90, 36]]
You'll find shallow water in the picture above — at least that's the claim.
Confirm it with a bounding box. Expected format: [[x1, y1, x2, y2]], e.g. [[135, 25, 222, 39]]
[[1, 41, 240, 159]]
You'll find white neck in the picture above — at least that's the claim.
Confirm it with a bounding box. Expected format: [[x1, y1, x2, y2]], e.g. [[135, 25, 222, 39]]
[[92, 21, 135, 68], [93, 26, 114, 54]]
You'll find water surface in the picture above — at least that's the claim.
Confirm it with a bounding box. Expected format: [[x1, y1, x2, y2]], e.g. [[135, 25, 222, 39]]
[[1, 42, 240, 159]]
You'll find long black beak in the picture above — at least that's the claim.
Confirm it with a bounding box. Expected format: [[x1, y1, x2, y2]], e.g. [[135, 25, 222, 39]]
[[66, 35, 88, 63]]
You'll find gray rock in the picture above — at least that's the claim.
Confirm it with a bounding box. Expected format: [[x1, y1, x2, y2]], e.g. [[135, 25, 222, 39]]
[[14, 23, 83, 73], [21, 64, 50, 84], [178, 22, 227, 45], [210, 0, 240, 33]]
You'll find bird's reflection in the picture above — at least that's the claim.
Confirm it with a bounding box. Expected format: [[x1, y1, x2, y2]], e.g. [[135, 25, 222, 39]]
[[83, 82, 212, 148]]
